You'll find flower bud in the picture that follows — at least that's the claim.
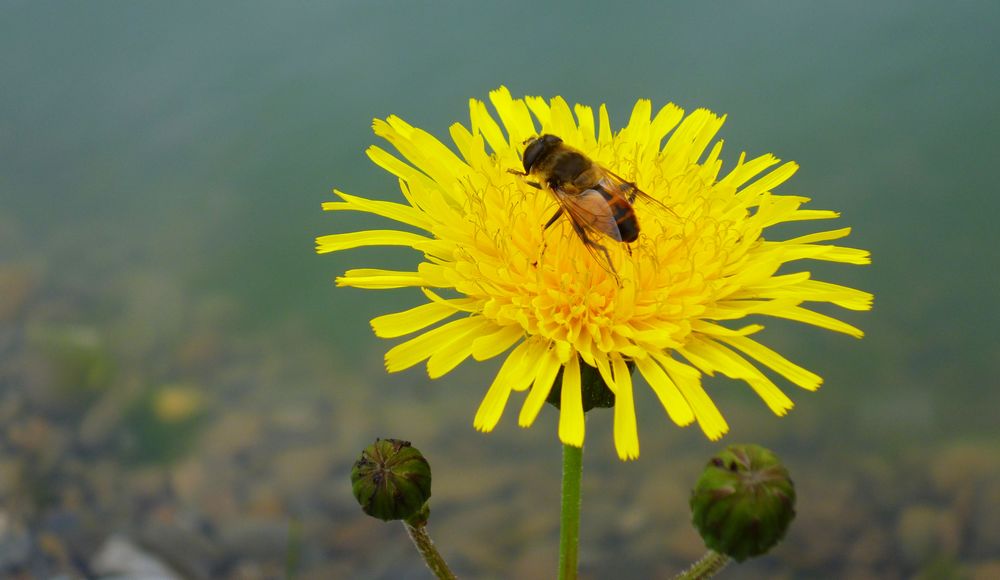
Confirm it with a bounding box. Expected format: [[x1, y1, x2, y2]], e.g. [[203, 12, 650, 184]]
[[689, 444, 796, 562], [351, 438, 432, 522]]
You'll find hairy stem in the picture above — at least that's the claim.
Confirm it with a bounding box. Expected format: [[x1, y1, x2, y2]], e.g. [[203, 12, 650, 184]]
[[403, 521, 457, 580], [673, 550, 731, 580], [558, 443, 584, 580]]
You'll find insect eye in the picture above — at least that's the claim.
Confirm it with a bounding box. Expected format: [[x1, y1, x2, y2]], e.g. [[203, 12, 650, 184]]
[[522, 138, 543, 172], [522, 134, 562, 172]]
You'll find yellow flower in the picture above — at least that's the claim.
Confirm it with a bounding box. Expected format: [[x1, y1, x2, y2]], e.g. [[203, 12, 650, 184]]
[[153, 385, 204, 423], [318, 87, 871, 460]]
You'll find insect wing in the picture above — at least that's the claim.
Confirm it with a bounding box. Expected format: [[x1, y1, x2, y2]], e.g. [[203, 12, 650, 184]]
[[557, 188, 623, 242], [550, 188, 623, 278], [601, 167, 676, 216]]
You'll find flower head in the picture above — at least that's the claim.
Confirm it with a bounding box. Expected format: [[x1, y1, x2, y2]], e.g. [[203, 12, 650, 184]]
[[318, 87, 871, 460]]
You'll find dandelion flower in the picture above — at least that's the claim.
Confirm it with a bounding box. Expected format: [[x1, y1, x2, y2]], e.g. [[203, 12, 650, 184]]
[[317, 87, 872, 460]]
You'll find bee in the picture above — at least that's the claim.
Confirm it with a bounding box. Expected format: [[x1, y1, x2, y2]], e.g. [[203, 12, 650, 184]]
[[510, 134, 668, 278]]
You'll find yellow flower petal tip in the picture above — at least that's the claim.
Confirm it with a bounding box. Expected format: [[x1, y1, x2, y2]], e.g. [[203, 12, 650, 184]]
[[319, 89, 872, 459]]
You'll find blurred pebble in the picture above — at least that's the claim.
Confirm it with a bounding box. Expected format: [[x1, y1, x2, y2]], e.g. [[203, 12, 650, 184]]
[[781, 473, 861, 570], [216, 517, 293, 562], [661, 524, 709, 564], [845, 526, 892, 571], [434, 461, 515, 504], [26, 324, 113, 397], [137, 521, 221, 580], [0, 460, 20, 496], [0, 263, 39, 322], [92, 534, 180, 579], [170, 459, 206, 505], [971, 561, 1000, 580], [78, 385, 132, 447], [245, 485, 286, 518], [929, 443, 1000, 495], [176, 331, 224, 374], [271, 445, 336, 495], [201, 411, 263, 457], [0, 512, 31, 570], [896, 504, 961, 566], [970, 481, 1000, 559], [510, 543, 554, 579]]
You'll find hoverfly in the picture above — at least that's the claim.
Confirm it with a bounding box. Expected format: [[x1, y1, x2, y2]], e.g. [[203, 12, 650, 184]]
[[509, 134, 670, 278]]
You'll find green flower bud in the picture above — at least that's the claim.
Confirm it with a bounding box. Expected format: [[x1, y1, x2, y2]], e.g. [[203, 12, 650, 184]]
[[689, 444, 796, 562], [351, 438, 432, 522]]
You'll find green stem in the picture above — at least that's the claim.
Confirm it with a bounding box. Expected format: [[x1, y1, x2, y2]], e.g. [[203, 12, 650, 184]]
[[673, 550, 731, 580], [284, 516, 302, 579], [558, 443, 584, 580], [403, 521, 457, 580]]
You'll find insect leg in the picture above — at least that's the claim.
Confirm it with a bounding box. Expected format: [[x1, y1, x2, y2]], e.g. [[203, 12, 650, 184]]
[[508, 169, 545, 190], [587, 238, 617, 277], [543, 208, 564, 230], [569, 220, 620, 281]]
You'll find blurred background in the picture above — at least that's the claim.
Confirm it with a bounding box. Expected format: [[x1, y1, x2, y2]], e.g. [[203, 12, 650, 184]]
[[2, 1, 998, 578]]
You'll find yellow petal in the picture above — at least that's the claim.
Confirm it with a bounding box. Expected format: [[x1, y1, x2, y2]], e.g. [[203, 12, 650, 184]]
[[649, 103, 684, 154], [737, 161, 799, 202], [621, 99, 652, 152], [681, 337, 794, 416], [691, 321, 766, 338], [634, 355, 694, 427], [662, 109, 724, 171], [747, 278, 874, 311], [471, 324, 524, 361], [384, 317, 484, 373], [336, 268, 430, 289], [473, 340, 534, 432], [374, 116, 468, 191], [548, 96, 577, 139], [448, 123, 489, 170], [371, 300, 464, 338], [783, 209, 842, 223], [518, 344, 561, 427], [597, 104, 612, 145], [322, 190, 433, 231], [315, 230, 433, 254], [700, 139, 726, 183], [719, 334, 822, 391], [611, 354, 639, 460], [558, 355, 585, 447], [593, 353, 614, 393], [512, 339, 549, 392], [574, 104, 596, 149], [525, 96, 551, 131], [470, 98, 509, 155], [767, 241, 872, 265], [720, 153, 781, 189], [656, 354, 728, 440], [366, 145, 437, 192], [427, 318, 495, 378], [689, 111, 726, 165], [784, 227, 852, 244], [489, 86, 536, 145], [772, 305, 866, 338]]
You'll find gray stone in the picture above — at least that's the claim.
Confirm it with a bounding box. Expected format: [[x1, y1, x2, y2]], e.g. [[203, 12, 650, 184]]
[[92, 534, 180, 580]]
